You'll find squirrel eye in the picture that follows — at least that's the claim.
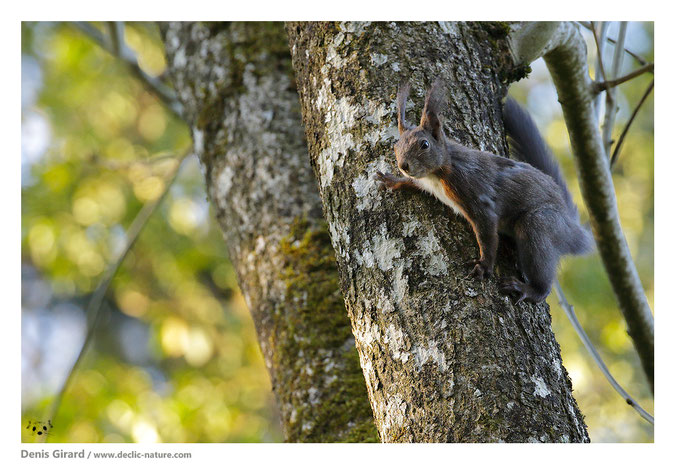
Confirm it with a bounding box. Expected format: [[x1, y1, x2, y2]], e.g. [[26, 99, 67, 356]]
[[420, 140, 430, 149]]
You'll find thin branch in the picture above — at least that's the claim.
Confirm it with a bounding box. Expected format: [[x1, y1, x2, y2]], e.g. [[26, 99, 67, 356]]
[[106, 21, 120, 56], [593, 62, 654, 93], [91, 152, 182, 171], [578, 22, 650, 67], [611, 80, 654, 167], [605, 37, 649, 67], [591, 22, 609, 120], [44, 151, 192, 438], [602, 22, 628, 156], [553, 280, 654, 425], [71, 22, 184, 120], [591, 22, 609, 84]]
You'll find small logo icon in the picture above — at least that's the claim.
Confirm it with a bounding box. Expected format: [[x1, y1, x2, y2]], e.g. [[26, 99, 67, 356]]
[[26, 419, 53, 437]]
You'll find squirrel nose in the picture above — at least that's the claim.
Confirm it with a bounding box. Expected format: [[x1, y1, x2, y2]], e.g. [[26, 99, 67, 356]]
[[400, 161, 409, 173]]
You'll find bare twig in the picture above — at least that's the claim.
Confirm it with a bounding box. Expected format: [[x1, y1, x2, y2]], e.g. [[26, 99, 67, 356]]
[[593, 62, 654, 93], [71, 22, 183, 120], [91, 152, 182, 171], [605, 37, 649, 67], [611, 80, 654, 167], [553, 280, 654, 425], [579, 22, 650, 67], [591, 22, 609, 120], [591, 22, 610, 84], [602, 22, 628, 156], [106, 21, 120, 56], [44, 151, 192, 439]]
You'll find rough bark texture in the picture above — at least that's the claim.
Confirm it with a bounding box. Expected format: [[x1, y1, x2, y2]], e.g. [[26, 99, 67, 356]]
[[161, 22, 378, 442], [287, 21, 589, 443]]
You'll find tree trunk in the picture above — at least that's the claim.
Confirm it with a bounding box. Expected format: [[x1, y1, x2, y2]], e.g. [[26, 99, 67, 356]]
[[161, 22, 377, 442], [287, 21, 589, 443]]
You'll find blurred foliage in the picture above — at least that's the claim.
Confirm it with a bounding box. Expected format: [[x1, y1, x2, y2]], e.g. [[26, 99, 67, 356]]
[[21, 21, 653, 443], [21, 22, 282, 443]]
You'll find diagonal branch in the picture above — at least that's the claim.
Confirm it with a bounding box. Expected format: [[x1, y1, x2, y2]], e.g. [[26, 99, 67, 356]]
[[44, 151, 192, 438], [591, 21, 609, 120], [553, 280, 654, 424], [508, 21, 654, 392], [601, 22, 628, 156], [611, 80, 654, 167], [579, 21, 651, 68], [591, 22, 610, 84], [593, 62, 654, 93], [71, 21, 184, 120]]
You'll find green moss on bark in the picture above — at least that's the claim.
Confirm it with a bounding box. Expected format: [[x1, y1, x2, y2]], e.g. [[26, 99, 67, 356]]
[[273, 217, 378, 442]]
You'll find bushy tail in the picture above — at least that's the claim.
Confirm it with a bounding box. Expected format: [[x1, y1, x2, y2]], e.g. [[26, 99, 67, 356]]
[[503, 98, 573, 209], [503, 98, 594, 255]]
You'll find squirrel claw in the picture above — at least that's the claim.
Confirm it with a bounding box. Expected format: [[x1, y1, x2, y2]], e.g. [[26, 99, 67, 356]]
[[467, 263, 489, 280], [376, 171, 404, 190], [466, 259, 492, 281], [375, 171, 391, 181], [499, 277, 528, 303], [375, 171, 390, 190]]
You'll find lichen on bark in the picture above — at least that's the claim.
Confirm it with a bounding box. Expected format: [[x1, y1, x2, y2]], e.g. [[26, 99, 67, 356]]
[[287, 21, 589, 442], [161, 21, 377, 442]]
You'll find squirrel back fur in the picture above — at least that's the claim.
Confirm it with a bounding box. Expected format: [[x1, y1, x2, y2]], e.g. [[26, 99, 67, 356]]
[[503, 98, 594, 255]]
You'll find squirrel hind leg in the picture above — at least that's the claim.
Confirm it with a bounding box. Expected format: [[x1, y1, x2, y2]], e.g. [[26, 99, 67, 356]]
[[502, 219, 559, 303], [499, 276, 549, 303]]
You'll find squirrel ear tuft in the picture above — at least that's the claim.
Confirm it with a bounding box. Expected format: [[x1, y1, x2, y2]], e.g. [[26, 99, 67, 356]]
[[420, 80, 446, 141], [397, 81, 411, 135]]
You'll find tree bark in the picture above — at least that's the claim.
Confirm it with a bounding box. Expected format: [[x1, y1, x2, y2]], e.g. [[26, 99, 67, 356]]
[[287, 21, 589, 442], [161, 22, 378, 442]]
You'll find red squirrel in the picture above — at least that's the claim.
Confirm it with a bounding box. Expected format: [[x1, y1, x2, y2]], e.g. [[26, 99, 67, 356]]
[[377, 81, 593, 303]]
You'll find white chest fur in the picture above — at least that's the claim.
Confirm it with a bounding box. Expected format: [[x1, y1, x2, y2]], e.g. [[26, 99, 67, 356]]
[[413, 175, 464, 217]]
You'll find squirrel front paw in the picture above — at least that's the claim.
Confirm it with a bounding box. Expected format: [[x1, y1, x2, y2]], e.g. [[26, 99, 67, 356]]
[[376, 171, 398, 189], [376, 171, 412, 191]]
